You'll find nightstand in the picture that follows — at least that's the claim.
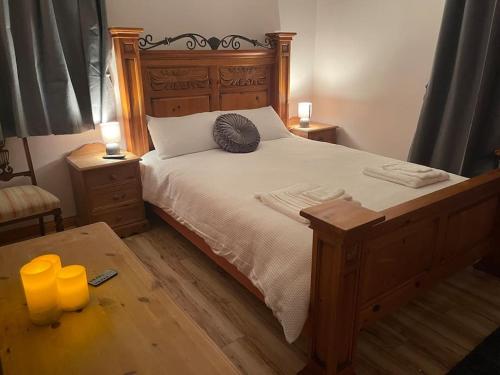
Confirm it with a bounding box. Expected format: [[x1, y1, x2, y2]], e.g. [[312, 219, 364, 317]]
[[66, 143, 149, 237], [290, 122, 338, 144]]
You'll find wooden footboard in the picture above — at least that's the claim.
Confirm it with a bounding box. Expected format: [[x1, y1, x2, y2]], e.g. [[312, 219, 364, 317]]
[[300, 169, 500, 375]]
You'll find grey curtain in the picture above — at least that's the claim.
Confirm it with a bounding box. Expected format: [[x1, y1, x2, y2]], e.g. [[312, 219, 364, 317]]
[[408, 0, 500, 177], [0, 0, 113, 140]]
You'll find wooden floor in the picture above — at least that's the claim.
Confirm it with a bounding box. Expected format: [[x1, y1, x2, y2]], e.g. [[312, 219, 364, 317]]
[[124, 217, 500, 375]]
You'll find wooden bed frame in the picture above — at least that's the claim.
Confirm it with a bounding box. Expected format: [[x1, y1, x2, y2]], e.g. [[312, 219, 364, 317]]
[[110, 27, 500, 375]]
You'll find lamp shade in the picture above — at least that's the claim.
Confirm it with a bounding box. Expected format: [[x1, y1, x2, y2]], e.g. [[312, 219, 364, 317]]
[[298, 102, 312, 119], [100, 122, 121, 144]]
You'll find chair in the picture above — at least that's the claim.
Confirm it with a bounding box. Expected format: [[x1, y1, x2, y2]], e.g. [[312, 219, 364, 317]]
[[0, 138, 63, 235]]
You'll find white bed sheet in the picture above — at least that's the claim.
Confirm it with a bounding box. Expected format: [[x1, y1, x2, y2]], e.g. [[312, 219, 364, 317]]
[[141, 137, 466, 342]]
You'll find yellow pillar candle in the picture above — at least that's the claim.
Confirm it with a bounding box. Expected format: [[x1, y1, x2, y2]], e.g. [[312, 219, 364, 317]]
[[20, 260, 61, 325], [57, 265, 90, 311], [31, 254, 62, 273]]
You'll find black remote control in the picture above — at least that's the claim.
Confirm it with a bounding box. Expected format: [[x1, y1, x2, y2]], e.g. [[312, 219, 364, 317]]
[[88, 269, 118, 287]]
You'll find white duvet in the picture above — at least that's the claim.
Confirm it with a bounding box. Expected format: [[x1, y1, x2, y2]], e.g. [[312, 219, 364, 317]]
[[141, 137, 466, 342]]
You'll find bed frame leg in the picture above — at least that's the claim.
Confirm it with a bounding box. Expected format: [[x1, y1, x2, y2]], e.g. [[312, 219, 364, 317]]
[[302, 235, 360, 375], [474, 201, 500, 278], [300, 201, 384, 375], [474, 242, 500, 278], [474, 255, 500, 278]]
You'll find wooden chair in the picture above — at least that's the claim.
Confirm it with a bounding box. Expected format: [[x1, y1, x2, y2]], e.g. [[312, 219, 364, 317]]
[[0, 138, 63, 235]]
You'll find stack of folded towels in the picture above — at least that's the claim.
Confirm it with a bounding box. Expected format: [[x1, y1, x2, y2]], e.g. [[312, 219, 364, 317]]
[[255, 183, 355, 224], [363, 163, 449, 188]]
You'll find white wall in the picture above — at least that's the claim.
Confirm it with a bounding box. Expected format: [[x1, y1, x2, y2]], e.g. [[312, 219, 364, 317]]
[[106, 0, 280, 41], [312, 0, 445, 160], [278, 0, 317, 117]]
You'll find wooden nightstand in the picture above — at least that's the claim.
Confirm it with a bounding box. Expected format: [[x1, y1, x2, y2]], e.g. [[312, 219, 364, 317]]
[[290, 122, 338, 144], [66, 143, 149, 237]]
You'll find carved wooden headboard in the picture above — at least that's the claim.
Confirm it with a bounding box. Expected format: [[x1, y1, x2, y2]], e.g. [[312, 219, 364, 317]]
[[109, 28, 295, 156]]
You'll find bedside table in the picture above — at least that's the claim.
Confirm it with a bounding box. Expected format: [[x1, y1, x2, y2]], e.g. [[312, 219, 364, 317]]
[[66, 143, 149, 237], [290, 122, 338, 144]]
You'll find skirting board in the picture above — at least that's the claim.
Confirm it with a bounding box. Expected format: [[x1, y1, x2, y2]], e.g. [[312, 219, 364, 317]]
[[0, 216, 76, 245]]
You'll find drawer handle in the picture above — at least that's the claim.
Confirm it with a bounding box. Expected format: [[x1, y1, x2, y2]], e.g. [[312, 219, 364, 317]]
[[110, 173, 118, 181], [115, 216, 123, 222], [372, 304, 381, 313], [113, 193, 126, 201]]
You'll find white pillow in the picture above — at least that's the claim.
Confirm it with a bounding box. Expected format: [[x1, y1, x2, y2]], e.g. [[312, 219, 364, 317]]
[[218, 106, 292, 141], [147, 112, 219, 159]]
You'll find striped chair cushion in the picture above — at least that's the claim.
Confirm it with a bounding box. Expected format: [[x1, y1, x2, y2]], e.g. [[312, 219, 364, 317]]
[[0, 185, 60, 223]]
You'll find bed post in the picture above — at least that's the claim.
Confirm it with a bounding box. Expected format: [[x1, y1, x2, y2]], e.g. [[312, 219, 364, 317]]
[[474, 182, 500, 278], [109, 27, 149, 156], [474, 152, 500, 277], [266, 32, 296, 126], [300, 200, 385, 375]]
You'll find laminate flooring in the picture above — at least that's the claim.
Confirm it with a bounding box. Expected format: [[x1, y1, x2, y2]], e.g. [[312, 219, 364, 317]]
[[124, 217, 500, 375]]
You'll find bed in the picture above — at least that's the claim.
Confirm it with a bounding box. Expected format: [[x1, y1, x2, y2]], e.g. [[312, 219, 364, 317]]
[[141, 136, 466, 343], [110, 27, 500, 375]]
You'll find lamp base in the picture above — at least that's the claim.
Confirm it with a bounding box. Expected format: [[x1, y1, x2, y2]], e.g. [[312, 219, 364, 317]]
[[103, 143, 125, 159], [299, 118, 310, 128], [103, 154, 126, 159]]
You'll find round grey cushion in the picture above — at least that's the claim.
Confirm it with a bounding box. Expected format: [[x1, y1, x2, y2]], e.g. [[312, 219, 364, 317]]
[[213, 113, 260, 153]]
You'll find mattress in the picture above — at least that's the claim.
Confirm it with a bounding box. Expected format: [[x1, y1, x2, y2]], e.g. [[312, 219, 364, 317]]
[[140, 137, 466, 342]]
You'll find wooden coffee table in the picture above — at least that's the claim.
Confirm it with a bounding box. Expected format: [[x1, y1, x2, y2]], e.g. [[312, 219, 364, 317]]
[[0, 223, 239, 375]]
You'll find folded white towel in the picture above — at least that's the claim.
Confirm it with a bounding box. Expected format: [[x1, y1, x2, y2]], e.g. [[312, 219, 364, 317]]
[[383, 163, 432, 173], [302, 186, 345, 202], [382, 163, 441, 180], [364, 163, 449, 188], [255, 183, 354, 224]]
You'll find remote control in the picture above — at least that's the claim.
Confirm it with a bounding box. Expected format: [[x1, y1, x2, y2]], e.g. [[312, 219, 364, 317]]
[[88, 269, 118, 287]]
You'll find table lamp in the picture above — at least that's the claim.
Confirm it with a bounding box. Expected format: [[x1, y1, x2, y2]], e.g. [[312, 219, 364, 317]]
[[100, 122, 125, 159], [298, 102, 312, 128]]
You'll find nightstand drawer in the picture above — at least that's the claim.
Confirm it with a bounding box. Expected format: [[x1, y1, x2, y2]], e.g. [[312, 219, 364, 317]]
[[289, 123, 338, 144], [85, 163, 138, 188], [91, 204, 145, 228], [90, 183, 141, 212], [308, 129, 336, 143]]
